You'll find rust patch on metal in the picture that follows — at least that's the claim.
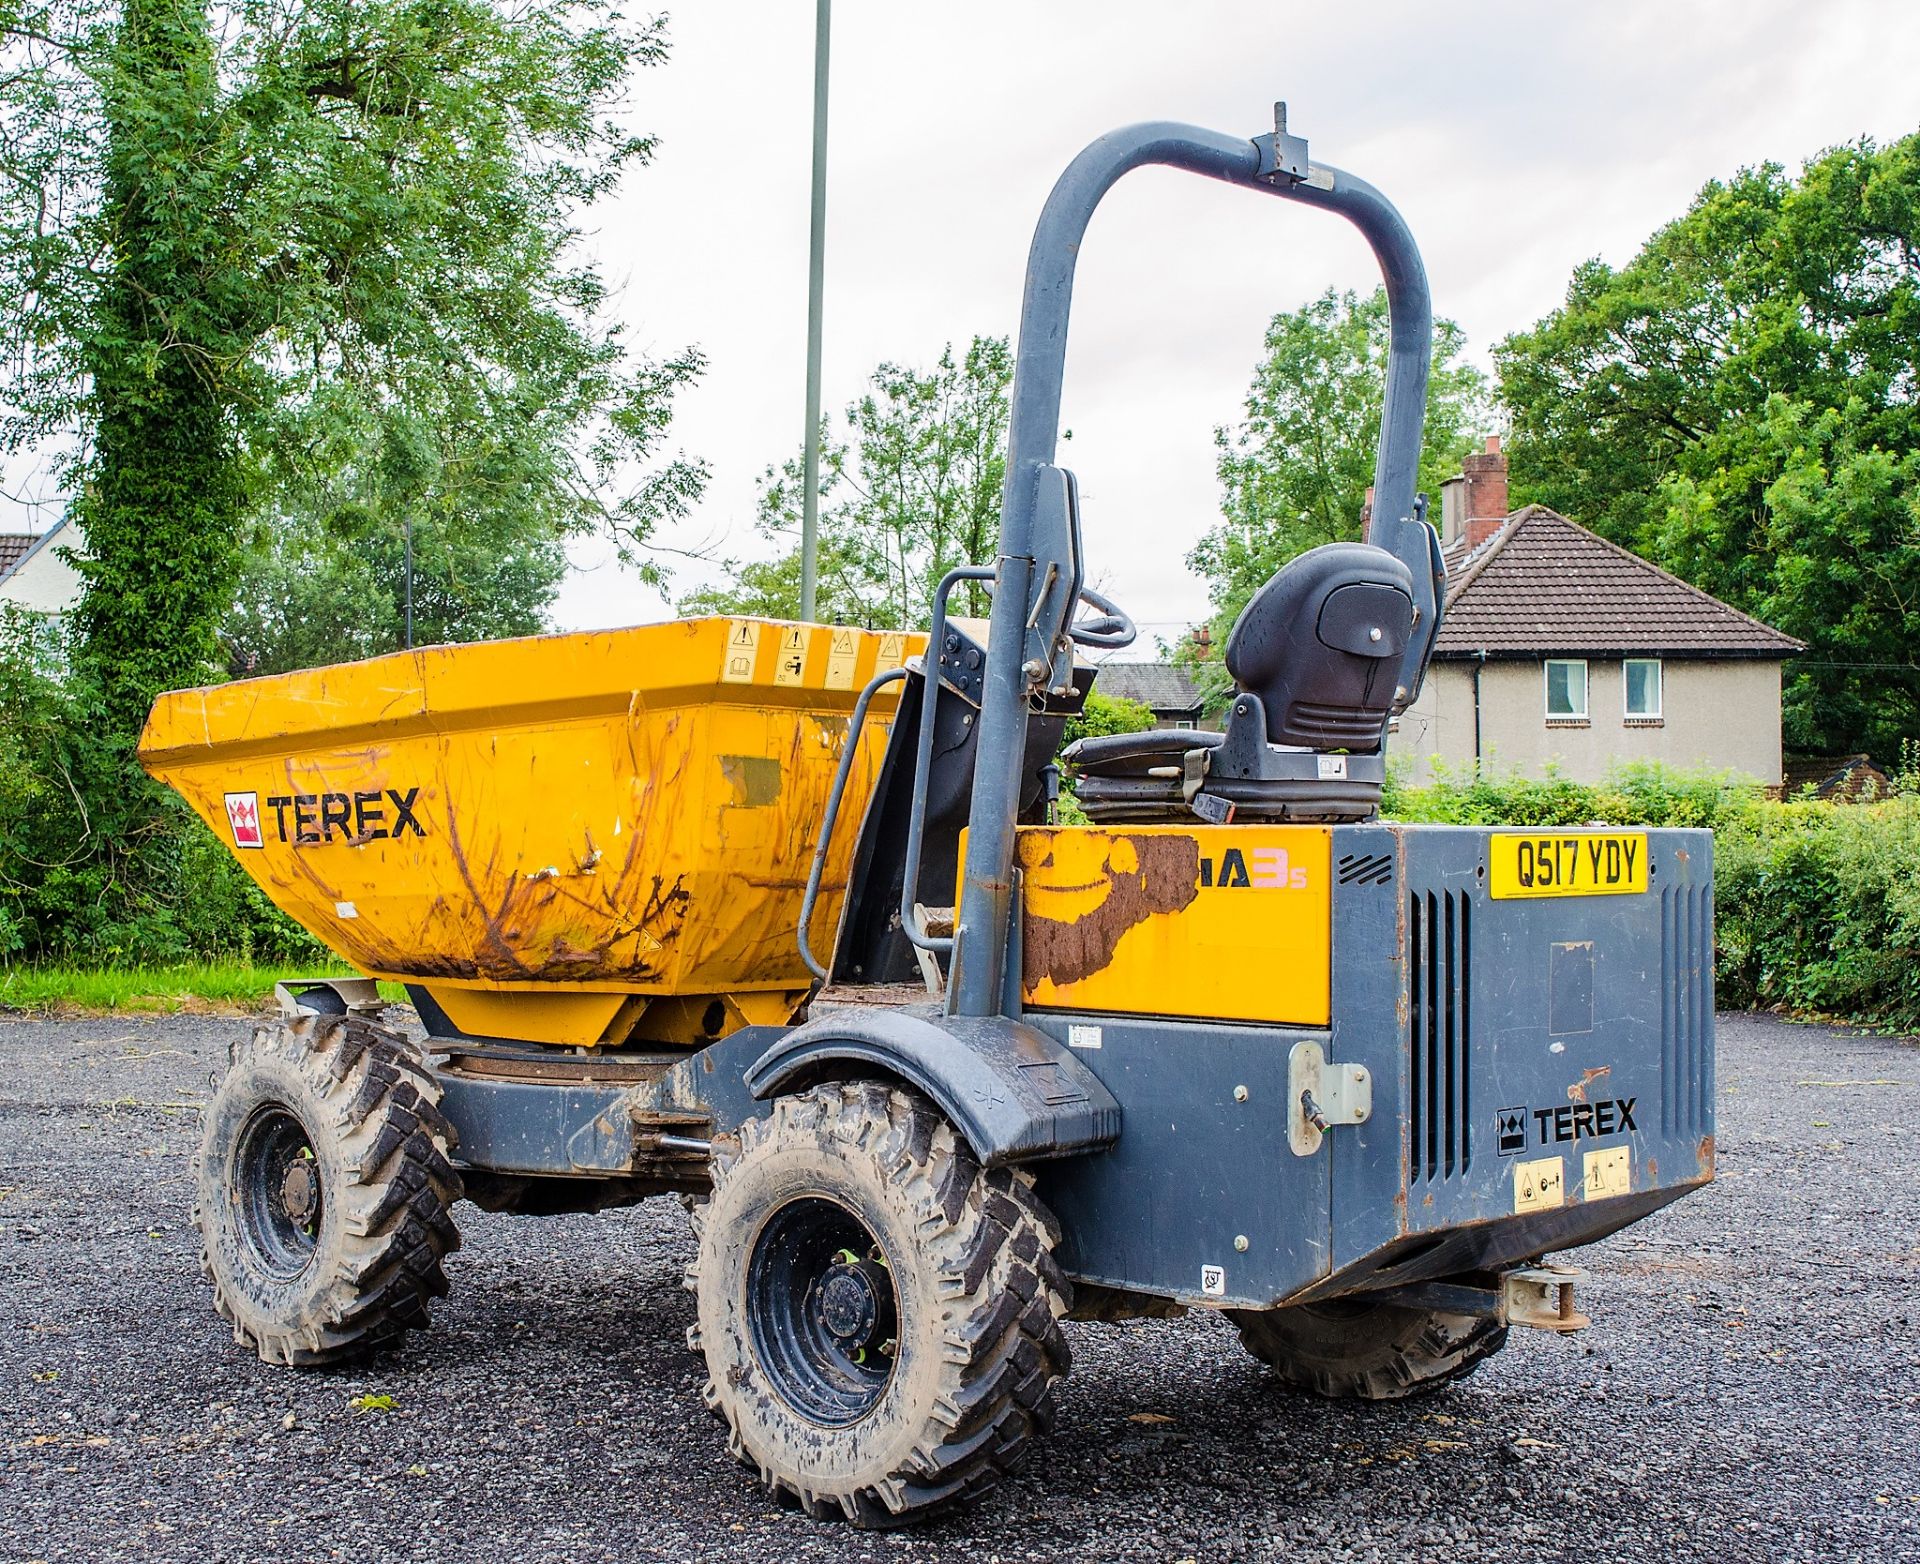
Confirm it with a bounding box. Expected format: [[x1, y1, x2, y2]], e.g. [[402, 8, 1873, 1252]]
[[1567, 1064, 1612, 1103], [1697, 1132, 1715, 1178], [1021, 833, 1200, 990]]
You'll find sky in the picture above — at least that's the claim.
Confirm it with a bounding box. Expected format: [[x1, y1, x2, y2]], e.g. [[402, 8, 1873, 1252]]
[[553, 0, 1920, 644], [10, 1, 1920, 645]]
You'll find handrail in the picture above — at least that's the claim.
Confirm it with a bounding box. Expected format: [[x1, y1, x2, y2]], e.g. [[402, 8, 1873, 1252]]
[[897, 565, 997, 958], [795, 665, 908, 982]]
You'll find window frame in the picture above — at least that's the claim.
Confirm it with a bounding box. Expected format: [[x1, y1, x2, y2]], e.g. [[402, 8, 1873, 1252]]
[[1623, 657, 1663, 720], [1543, 658, 1589, 720]]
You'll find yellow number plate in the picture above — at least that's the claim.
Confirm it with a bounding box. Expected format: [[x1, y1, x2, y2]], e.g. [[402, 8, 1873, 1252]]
[[1488, 832, 1648, 899]]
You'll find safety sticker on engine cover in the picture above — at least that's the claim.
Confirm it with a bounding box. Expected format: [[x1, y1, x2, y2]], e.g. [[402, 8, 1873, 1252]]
[[1584, 1146, 1632, 1201], [1513, 1155, 1566, 1213]]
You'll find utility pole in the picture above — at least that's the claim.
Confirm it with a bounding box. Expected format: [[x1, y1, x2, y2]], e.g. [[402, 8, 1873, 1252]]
[[799, 0, 830, 622], [403, 515, 415, 649]]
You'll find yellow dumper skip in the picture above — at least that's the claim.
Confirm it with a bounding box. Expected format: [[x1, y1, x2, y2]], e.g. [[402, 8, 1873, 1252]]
[[139, 618, 920, 1047]]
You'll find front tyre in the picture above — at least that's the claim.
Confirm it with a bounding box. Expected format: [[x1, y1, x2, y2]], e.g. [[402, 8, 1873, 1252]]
[[1226, 1297, 1508, 1400], [194, 1013, 463, 1366], [687, 1082, 1070, 1526]]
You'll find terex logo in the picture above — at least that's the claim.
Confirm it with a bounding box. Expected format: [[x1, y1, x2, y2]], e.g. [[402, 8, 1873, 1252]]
[[1199, 846, 1309, 890], [262, 788, 427, 846], [224, 791, 264, 850], [1495, 1098, 1638, 1154]]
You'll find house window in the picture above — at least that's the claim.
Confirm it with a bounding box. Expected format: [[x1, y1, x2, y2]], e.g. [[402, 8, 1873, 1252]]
[[1173, 719, 1195, 730], [1624, 658, 1662, 719], [1544, 659, 1588, 719]]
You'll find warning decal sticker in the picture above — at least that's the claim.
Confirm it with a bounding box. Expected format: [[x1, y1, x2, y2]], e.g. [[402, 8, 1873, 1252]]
[[1513, 1155, 1567, 1214], [825, 628, 860, 690], [772, 625, 812, 687], [721, 620, 762, 684]]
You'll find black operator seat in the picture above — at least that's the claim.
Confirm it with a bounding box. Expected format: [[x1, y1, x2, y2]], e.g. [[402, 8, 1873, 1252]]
[[1065, 541, 1415, 824]]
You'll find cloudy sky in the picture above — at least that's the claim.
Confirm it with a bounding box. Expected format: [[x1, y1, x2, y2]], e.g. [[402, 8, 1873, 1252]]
[[561, 0, 1920, 642], [11, 1, 1920, 644]]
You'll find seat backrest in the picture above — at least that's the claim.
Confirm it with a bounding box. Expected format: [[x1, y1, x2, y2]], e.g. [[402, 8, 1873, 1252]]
[[1224, 541, 1415, 750]]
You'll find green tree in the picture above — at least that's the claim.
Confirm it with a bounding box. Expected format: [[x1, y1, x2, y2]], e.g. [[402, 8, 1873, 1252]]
[[1496, 134, 1920, 757], [1186, 287, 1490, 653], [682, 336, 1012, 627], [1061, 690, 1155, 749], [0, 0, 702, 956], [225, 513, 568, 677]]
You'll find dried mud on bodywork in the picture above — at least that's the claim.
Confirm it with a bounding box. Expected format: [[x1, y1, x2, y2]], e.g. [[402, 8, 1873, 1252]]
[[1020, 833, 1201, 989]]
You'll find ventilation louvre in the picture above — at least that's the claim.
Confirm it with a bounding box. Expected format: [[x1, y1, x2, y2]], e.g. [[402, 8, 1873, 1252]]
[[1661, 882, 1714, 1138], [1409, 890, 1471, 1184], [1337, 851, 1394, 886]]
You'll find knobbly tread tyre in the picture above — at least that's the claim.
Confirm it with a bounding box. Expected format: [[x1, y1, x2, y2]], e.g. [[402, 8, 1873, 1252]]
[[1226, 1298, 1508, 1401], [194, 1012, 463, 1367], [685, 1082, 1071, 1527]]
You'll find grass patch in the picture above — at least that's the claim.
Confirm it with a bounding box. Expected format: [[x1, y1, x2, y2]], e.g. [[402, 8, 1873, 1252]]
[[0, 962, 408, 1016]]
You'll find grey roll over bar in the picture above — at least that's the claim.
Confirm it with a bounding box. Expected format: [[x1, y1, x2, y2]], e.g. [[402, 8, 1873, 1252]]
[[949, 107, 1444, 1016]]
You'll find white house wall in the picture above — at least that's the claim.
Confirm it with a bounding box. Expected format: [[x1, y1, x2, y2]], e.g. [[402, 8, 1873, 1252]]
[[0, 530, 83, 616], [1389, 657, 1784, 786]]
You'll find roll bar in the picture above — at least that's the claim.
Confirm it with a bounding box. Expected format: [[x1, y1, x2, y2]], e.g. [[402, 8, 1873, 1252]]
[[949, 108, 1444, 1016]]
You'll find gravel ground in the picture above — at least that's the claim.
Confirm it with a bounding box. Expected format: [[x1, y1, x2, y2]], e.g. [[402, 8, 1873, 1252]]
[[2, 1010, 1917, 1564]]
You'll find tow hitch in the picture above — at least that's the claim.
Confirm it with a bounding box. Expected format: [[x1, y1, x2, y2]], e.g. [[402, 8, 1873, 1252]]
[[1368, 1262, 1591, 1333]]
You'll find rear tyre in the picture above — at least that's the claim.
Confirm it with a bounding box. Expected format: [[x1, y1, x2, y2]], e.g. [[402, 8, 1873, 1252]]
[[687, 1082, 1071, 1527], [1226, 1298, 1508, 1400], [194, 1013, 463, 1366]]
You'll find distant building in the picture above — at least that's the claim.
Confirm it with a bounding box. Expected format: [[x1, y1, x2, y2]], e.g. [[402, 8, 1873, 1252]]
[[1779, 753, 1891, 802], [1092, 661, 1208, 730], [0, 520, 83, 619], [1390, 439, 1803, 786]]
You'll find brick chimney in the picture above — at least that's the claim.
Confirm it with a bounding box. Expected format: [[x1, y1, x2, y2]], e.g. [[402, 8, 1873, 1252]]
[[1440, 435, 1509, 548]]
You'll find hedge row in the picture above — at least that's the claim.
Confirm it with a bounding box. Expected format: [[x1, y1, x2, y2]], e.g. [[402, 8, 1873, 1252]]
[[1385, 760, 1920, 1032]]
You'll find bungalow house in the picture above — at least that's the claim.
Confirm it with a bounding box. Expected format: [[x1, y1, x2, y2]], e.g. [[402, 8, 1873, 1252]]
[[0, 519, 83, 619], [1091, 660, 1209, 730], [1390, 439, 1803, 786]]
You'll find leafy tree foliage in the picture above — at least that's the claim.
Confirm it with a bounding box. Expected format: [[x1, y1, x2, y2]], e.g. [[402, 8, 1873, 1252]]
[[1061, 690, 1155, 750], [225, 513, 567, 676], [1186, 287, 1489, 649], [682, 337, 1012, 627], [1497, 134, 1920, 758], [0, 0, 701, 958]]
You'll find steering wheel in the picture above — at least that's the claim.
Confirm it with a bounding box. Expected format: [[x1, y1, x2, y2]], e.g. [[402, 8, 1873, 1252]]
[[975, 576, 1138, 651], [1067, 584, 1137, 649]]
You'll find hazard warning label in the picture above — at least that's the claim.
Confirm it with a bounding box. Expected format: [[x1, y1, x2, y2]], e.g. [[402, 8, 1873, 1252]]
[[825, 628, 860, 690], [721, 620, 762, 683], [772, 625, 811, 687]]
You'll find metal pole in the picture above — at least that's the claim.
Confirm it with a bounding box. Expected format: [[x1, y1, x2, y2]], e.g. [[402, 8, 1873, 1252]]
[[799, 0, 830, 623], [403, 515, 414, 650]]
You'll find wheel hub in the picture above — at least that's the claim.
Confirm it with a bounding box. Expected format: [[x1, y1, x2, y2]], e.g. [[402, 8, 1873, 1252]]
[[814, 1257, 890, 1350], [279, 1160, 318, 1225]]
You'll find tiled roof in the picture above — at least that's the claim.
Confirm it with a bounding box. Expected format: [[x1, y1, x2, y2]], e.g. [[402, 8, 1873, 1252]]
[[1433, 506, 1803, 659], [0, 532, 38, 579], [1093, 660, 1204, 713]]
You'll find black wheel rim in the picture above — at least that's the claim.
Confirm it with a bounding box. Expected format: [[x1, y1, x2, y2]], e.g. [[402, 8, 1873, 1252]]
[[233, 1104, 324, 1280], [746, 1196, 900, 1427]]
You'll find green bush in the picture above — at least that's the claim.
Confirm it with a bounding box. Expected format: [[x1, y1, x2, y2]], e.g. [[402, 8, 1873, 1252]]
[[0, 610, 327, 968], [1386, 759, 1920, 1032]]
